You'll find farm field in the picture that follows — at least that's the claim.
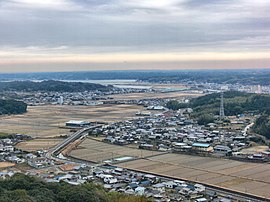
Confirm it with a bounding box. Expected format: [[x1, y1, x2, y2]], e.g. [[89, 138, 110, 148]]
[[108, 91, 202, 101], [0, 104, 144, 138], [0, 162, 15, 169], [116, 153, 270, 199], [16, 138, 63, 152], [240, 146, 269, 154], [69, 138, 162, 163]]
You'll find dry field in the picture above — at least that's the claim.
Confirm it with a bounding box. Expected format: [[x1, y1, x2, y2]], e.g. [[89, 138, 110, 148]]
[[240, 146, 269, 154], [0, 162, 15, 169], [109, 91, 202, 101], [16, 138, 63, 152], [69, 138, 162, 163], [151, 84, 187, 89], [116, 153, 270, 199], [0, 104, 144, 138]]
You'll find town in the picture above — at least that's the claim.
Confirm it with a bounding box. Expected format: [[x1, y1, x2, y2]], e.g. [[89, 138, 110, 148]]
[[1, 80, 270, 201]]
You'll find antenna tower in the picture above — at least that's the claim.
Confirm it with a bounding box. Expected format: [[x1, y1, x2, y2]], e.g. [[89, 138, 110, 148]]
[[219, 91, 225, 118]]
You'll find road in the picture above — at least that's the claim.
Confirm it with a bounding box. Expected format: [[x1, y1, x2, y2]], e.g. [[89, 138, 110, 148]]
[[243, 122, 254, 136], [48, 125, 100, 156]]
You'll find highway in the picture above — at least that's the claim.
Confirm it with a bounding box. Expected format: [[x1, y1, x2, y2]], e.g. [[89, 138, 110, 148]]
[[48, 125, 100, 156]]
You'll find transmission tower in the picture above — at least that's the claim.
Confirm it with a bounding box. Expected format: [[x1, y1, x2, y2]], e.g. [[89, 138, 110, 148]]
[[219, 91, 225, 118]]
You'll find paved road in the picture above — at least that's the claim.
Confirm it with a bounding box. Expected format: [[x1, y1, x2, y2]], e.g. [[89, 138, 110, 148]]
[[243, 122, 254, 136], [48, 125, 100, 156]]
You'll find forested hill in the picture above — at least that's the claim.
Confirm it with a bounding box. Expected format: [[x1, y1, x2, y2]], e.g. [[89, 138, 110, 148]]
[[0, 70, 269, 85], [0, 80, 113, 92], [190, 91, 270, 116], [0, 99, 27, 115], [141, 71, 270, 85], [0, 174, 149, 202], [189, 91, 270, 139]]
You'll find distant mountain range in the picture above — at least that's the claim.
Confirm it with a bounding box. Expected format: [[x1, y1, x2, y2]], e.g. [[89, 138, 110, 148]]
[[0, 69, 269, 85]]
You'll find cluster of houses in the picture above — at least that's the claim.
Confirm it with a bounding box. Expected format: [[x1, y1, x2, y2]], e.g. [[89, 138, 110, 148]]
[[0, 134, 57, 168], [159, 80, 270, 94], [0, 157, 234, 202], [8, 87, 151, 106], [92, 166, 213, 201], [0, 134, 31, 163], [96, 110, 270, 161]]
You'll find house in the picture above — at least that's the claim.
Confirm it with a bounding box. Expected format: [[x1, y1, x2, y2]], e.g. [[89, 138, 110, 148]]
[[194, 184, 205, 193], [103, 136, 115, 143], [25, 153, 37, 159], [6, 156, 23, 163], [262, 150, 270, 158], [158, 144, 170, 151], [140, 180, 151, 187], [195, 198, 208, 202], [192, 143, 213, 152], [163, 181, 178, 189], [0, 171, 14, 179], [99, 174, 118, 184], [214, 145, 232, 156], [28, 157, 53, 169], [135, 187, 145, 195], [147, 106, 165, 110], [0, 145, 14, 152], [152, 183, 165, 192], [139, 143, 154, 150]]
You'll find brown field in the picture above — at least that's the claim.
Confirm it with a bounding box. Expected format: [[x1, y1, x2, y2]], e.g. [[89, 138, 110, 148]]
[[16, 138, 63, 152], [69, 138, 162, 163], [116, 153, 270, 199], [0, 162, 15, 169], [109, 91, 202, 101], [70, 138, 270, 198], [240, 146, 269, 154], [0, 104, 144, 138], [151, 84, 187, 89]]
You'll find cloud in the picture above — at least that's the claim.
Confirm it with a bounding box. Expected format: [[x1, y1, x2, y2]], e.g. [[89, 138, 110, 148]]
[[1, 0, 80, 10], [0, 0, 269, 71]]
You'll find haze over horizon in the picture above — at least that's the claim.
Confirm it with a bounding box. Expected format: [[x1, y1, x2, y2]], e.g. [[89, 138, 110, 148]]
[[0, 0, 270, 72]]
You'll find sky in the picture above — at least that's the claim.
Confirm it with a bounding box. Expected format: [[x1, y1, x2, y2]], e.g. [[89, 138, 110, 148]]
[[0, 0, 270, 72]]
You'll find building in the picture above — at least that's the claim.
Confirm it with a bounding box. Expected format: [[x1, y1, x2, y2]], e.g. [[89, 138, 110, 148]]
[[65, 120, 90, 127], [192, 143, 213, 152], [214, 145, 232, 156], [57, 96, 64, 105], [28, 157, 54, 169], [251, 85, 262, 94]]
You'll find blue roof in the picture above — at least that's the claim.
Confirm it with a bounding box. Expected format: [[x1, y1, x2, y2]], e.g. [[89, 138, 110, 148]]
[[140, 180, 151, 185], [128, 183, 138, 188], [187, 184, 195, 190], [192, 143, 210, 147]]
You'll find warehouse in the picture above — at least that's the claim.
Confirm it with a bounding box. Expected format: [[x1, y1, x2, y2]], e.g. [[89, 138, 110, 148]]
[[65, 120, 90, 127]]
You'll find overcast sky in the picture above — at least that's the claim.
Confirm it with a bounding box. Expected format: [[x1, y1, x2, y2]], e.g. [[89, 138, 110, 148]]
[[0, 0, 270, 72]]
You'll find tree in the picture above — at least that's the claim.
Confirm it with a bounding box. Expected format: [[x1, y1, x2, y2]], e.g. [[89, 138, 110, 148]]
[[252, 115, 270, 139], [0, 174, 149, 202], [166, 100, 188, 110], [197, 114, 215, 126]]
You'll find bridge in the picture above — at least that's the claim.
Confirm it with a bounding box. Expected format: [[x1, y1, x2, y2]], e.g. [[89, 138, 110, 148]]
[[48, 125, 101, 156]]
